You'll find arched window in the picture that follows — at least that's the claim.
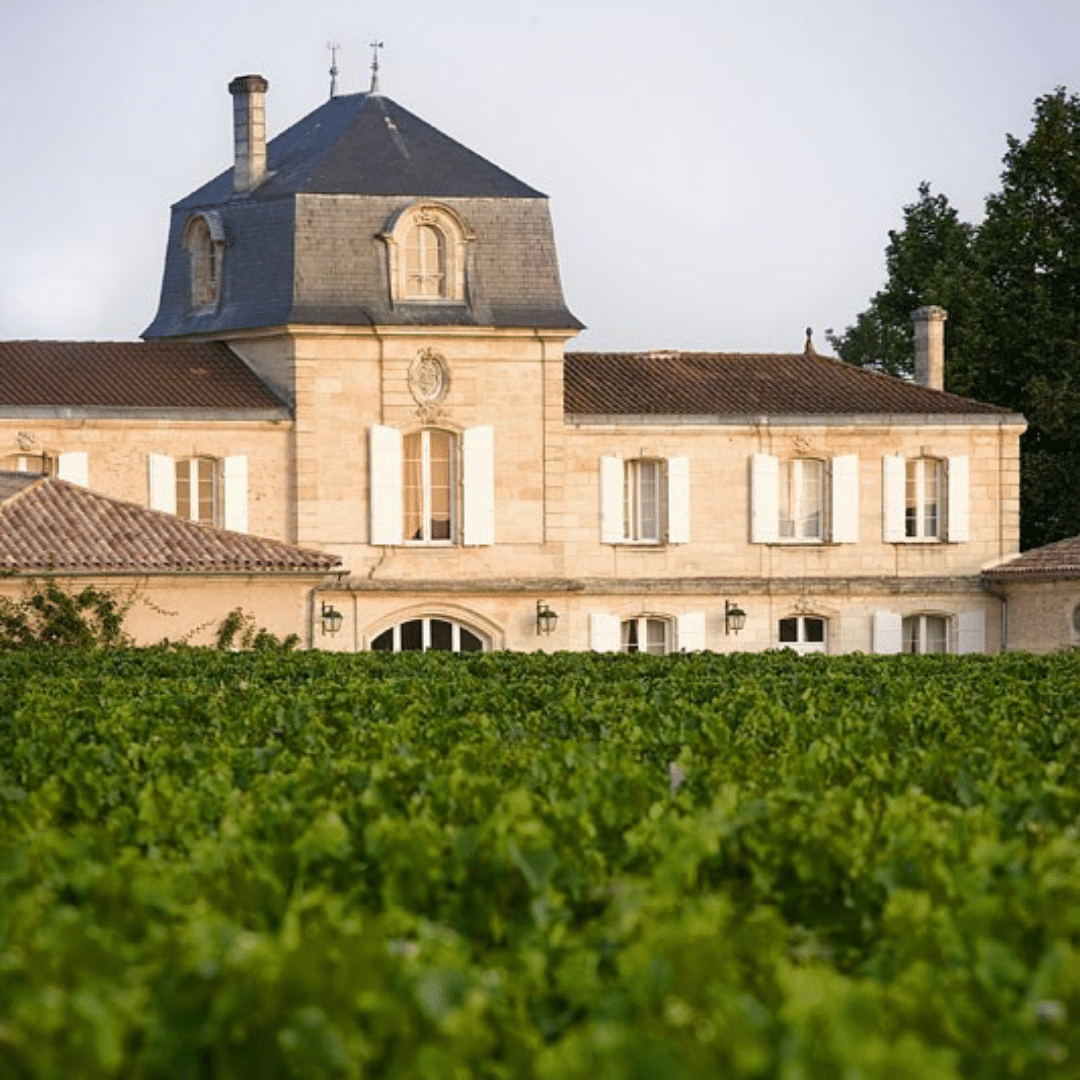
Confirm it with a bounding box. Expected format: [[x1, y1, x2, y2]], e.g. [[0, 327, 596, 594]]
[[902, 613, 949, 654], [382, 203, 471, 305], [182, 212, 224, 310], [778, 615, 827, 655], [370, 617, 487, 652], [403, 429, 455, 542], [621, 616, 671, 655]]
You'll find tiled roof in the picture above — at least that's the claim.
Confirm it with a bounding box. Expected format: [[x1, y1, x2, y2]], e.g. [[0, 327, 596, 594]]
[[564, 351, 1012, 417], [984, 535, 1080, 579], [0, 341, 287, 412], [0, 474, 340, 573]]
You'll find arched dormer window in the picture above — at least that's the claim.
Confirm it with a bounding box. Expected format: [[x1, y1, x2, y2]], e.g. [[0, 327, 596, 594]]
[[182, 212, 225, 311], [382, 203, 471, 305]]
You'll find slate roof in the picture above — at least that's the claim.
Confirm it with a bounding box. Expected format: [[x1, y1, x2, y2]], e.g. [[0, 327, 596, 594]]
[[564, 351, 1015, 417], [0, 473, 340, 573], [0, 341, 287, 413], [181, 92, 543, 205], [983, 535, 1080, 579]]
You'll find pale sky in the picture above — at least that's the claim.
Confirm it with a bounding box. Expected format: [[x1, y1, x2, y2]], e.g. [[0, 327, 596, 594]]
[[0, 0, 1077, 352]]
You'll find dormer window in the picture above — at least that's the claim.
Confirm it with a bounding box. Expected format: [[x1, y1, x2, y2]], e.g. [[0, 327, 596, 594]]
[[382, 203, 471, 306], [182, 212, 225, 311]]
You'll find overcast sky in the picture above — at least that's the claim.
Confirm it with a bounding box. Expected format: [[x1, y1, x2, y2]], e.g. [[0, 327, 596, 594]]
[[0, 0, 1077, 352]]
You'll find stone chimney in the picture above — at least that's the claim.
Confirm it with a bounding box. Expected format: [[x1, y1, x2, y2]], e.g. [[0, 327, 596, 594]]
[[228, 74, 269, 193], [912, 305, 947, 391]]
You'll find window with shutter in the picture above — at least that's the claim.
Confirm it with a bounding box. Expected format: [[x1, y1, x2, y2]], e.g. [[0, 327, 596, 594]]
[[600, 456, 689, 545]]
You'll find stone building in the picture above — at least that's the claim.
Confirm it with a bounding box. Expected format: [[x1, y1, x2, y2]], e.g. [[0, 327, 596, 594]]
[[0, 74, 1031, 652]]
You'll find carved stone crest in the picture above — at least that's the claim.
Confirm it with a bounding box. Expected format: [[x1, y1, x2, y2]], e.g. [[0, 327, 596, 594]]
[[408, 349, 450, 410], [16, 432, 36, 451], [792, 435, 814, 456]]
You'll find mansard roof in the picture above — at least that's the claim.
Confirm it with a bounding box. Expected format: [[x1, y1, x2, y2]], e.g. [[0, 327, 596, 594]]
[[563, 351, 1016, 418], [0, 341, 289, 416], [180, 92, 544, 205], [983, 534, 1080, 579], [0, 473, 340, 574]]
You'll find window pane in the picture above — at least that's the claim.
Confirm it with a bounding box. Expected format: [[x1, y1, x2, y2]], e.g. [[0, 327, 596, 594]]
[[428, 430, 452, 541], [406, 224, 445, 298], [804, 617, 825, 643], [925, 616, 948, 654], [196, 458, 215, 524], [924, 462, 940, 538], [372, 629, 393, 652], [400, 619, 423, 651], [430, 619, 453, 651], [779, 617, 798, 643], [902, 616, 919, 653], [905, 460, 919, 538], [800, 461, 823, 539], [459, 628, 483, 652], [176, 459, 191, 519], [621, 619, 639, 653], [403, 432, 423, 540], [645, 618, 668, 654]]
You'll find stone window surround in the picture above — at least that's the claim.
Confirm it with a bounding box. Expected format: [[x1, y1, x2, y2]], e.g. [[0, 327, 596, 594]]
[[380, 202, 473, 306], [181, 211, 226, 312]]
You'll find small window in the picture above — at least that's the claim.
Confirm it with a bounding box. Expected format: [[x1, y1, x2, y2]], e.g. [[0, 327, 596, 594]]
[[405, 223, 446, 299], [1, 453, 49, 475], [382, 203, 471, 306], [183, 214, 224, 311], [403, 429, 456, 543], [779, 459, 825, 541], [902, 614, 949, 654], [176, 456, 220, 525], [778, 615, 827, 654], [370, 617, 487, 653], [621, 617, 670, 655], [624, 459, 666, 543], [905, 458, 944, 539]]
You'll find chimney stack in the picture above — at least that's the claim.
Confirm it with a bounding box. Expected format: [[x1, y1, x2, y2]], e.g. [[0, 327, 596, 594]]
[[228, 74, 269, 193], [912, 305, 947, 391]]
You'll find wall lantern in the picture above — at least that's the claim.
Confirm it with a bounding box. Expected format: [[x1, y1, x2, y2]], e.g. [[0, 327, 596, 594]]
[[725, 600, 747, 636], [321, 601, 344, 636], [536, 600, 559, 636]]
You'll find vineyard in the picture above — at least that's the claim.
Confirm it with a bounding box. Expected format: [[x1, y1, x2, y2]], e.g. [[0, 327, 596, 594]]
[[1, 648, 1079, 1078]]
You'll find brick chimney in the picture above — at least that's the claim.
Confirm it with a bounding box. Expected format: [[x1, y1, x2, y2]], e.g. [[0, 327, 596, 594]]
[[912, 306, 947, 391], [228, 74, 269, 193]]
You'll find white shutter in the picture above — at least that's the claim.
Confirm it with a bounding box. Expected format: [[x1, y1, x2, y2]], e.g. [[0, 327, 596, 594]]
[[369, 425, 403, 546], [946, 455, 969, 543], [599, 456, 624, 543], [882, 455, 906, 543], [872, 611, 902, 654], [589, 613, 621, 652], [666, 456, 690, 544], [676, 611, 706, 652], [462, 425, 495, 546], [956, 609, 985, 655], [56, 451, 88, 488], [223, 455, 248, 533], [750, 453, 779, 543], [148, 453, 176, 513], [829, 455, 859, 543]]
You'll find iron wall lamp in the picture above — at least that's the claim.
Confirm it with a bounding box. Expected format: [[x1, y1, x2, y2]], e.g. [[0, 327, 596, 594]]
[[536, 600, 559, 636], [321, 601, 344, 636], [725, 600, 747, 636]]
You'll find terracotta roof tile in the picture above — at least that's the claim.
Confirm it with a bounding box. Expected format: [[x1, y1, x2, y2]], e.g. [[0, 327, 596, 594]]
[[0, 341, 287, 411], [0, 474, 340, 574], [564, 351, 1012, 417], [984, 535, 1080, 579]]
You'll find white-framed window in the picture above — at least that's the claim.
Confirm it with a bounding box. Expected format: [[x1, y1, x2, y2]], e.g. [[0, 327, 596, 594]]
[[621, 616, 671, 654], [600, 455, 690, 545], [2, 451, 87, 486], [882, 454, 968, 543], [2, 453, 49, 475], [370, 617, 487, 652], [182, 212, 224, 311], [148, 453, 248, 532], [369, 425, 494, 547], [902, 613, 949, 654], [381, 203, 471, 305], [778, 615, 827, 654], [751, 454, 859, 544], [779, 458, 825, 541], [590, 611, 705, 652]]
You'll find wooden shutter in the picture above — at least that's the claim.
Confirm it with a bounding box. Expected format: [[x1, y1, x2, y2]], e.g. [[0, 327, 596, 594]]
[[666, 456, 690, 544], [676, 611, 706, 651], [956, 609, 985, 654], [750, 453, 779, 543], [223, 455, 248, 533], [599, 456, 624, 543], [829, 455, 859, 543], [882, 455, 905, 543], [872, 611, 902, 654], [462, 425, 495, 546], [369, 425, 403, 546], [589, 613, 621, 652], [946, 455, 969, 543], [148, 453, 176, 513], [56, 451, 88, 488]]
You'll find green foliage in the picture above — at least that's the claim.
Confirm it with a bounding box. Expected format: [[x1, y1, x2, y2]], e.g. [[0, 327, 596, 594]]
[[1, 649, 1079, 1078], [832, 87, 1080, 549], [214, 607, 300, 652], [0, 577, 130, 650]]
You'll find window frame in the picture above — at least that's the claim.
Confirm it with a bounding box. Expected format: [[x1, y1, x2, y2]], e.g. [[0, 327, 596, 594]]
[[905, 457, 945, 541], [623, 458, 667, 544], [381, 203, 472, 307], [902, 613, 951, 654], [182, 212, 225, 312], [402, 428, 458, 545], [620, 615, 672, 655], [777, 614, 828, 654], [778, 457, 826, 542], [369, 616, 488, 653], [175, 455, 220, 526]]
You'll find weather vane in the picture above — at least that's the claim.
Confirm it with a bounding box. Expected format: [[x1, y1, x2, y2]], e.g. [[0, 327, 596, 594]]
[[369, 40, 384, 94], [327, 41, 340, 99]]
